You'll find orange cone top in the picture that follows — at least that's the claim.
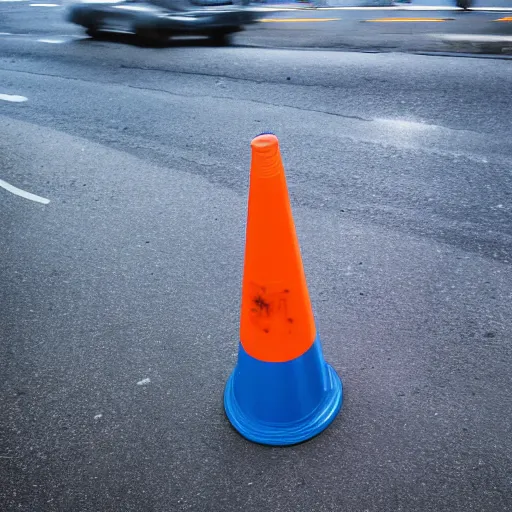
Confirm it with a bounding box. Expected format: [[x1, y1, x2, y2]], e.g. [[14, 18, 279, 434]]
[[240, 134, 316, 363]]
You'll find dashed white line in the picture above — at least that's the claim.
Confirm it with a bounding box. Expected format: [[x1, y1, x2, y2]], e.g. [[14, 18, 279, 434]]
[[0, 32, 32, 36], [137, 378, 151, 386], [29, 3, 59, 6], [38, 38, 66, 43], [0, 93, 28, 102], [434, 33, 512, 42], [0, 179, 50, 205]]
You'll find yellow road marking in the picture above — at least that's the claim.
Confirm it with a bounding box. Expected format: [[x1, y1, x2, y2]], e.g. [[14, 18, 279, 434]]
[[260, 18, 340, 23], [367, 17, 451, 22], [496, 17, 512, 21]]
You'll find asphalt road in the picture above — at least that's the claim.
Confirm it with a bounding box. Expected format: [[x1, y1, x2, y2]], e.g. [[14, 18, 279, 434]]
[[1, 2, 512, 512], [252, 9, 512, 55]]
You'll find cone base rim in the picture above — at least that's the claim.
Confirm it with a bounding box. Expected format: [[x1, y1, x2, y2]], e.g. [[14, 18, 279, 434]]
[[224, 364, 343, 446]]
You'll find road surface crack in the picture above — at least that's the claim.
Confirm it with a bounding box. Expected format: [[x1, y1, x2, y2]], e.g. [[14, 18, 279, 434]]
[[0, 65, 370, 122], [124, 83, 371, 123]]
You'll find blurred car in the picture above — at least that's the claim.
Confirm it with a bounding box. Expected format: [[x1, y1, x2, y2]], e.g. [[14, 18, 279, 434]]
[[65, 0, 264, 45]]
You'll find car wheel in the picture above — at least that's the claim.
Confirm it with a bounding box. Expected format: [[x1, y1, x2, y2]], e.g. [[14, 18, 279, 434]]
[[85, 26, 101, 38], [135, 28, 169, 47], [208, 31, 233, 47], [456, 0, 471, 9]]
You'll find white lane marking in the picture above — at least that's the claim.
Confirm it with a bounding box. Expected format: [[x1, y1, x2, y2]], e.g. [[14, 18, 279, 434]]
[[136, 378, 151, 386], [38, 38, 66, 43], [318, 6, 458, 10], [0, 93, 28, 102], [0, 32, 32, 36], [0, 179, 50, 204], [435, 33, 512, 42], [29, 3, 59, 6]]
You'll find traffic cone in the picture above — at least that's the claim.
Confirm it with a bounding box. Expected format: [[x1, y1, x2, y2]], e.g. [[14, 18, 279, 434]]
[[224, 133, 343, 446]]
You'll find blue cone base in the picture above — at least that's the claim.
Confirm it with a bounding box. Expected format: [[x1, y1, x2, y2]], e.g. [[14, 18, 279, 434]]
[[224, 340, 343, 446]]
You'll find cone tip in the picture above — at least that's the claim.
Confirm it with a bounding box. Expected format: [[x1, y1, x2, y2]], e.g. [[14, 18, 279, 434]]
[[251, 133, 279, 153]]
